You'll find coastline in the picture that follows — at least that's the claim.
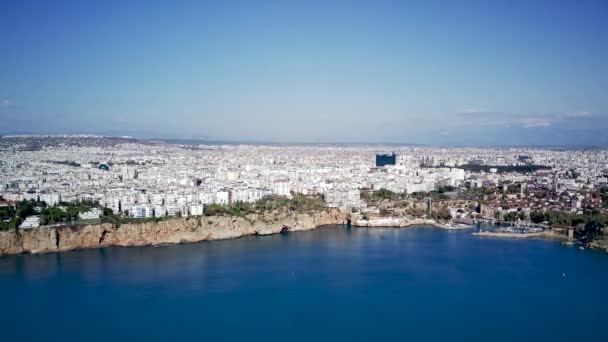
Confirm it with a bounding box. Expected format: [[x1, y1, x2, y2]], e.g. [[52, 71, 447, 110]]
[[4, 211, 598, 255], [0, 212, 479, 256], [0, 209, 347, 255], [353, 217, 473, 230], [472, 230, 573, 242], [472, 230, 608, 254], [472, 231, 548, 238]]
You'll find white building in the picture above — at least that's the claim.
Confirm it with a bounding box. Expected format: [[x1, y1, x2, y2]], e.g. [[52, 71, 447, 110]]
[[39, 193, 61, 206], [154, 205, 167, 218], [150, 193, 164, 206], [19, 216, 40, 229], [129, 205, 153, 219], [103, 197, 121, 214], [79, 208, 102, 220], [165, 205, 181, 217], [24, 192, 38, 201], [405, 180, 435, 194], [324, 189, 360, 209], [121, 167, 138, 180], [216, 190, 229, 205], [272, 180, 291, 198], [180, 204, 189, 217], [137, 193, 149, 204], [198, 192, 215, 204], [189, 204, 204, 216]]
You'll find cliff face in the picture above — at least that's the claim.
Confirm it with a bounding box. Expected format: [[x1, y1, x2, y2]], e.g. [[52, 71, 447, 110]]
[[0, 209, 347, 255]]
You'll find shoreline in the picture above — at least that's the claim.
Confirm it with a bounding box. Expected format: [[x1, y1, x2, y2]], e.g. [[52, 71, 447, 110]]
[[472, 230, 574, 242], [472, 231, 548, 238], [472, 230, 608, 254], [0, 209, 348, 255], [0, 214, 477, 256], [353, 217, 473, 230], [4, 211, 600, 255]]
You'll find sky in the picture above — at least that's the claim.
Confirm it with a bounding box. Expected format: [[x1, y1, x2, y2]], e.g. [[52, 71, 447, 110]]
[[1, 0, 607, 146]]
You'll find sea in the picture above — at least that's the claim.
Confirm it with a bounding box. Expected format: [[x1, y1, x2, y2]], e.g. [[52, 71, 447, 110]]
[[1, 225, 607, 341]]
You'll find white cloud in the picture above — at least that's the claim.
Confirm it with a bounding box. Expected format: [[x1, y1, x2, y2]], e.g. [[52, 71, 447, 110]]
[[520, 117, 552, 128], [456, 108, 598, 129], [563, 111, 593, 118], [456, 109, 513, 127], [459, 107, 490, 114]]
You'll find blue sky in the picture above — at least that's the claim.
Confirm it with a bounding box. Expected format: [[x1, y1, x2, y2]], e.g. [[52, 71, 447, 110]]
[[1, 0, 607, 145]]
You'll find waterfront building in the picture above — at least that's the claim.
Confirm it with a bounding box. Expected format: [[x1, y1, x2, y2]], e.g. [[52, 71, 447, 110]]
[[189, 204, 204, 216], [19, 215, 40, 229], [165, 205, 181, 217], [154, 205, 167, 218], [129, 205, 153, 219], [272, 180, 291, 198], [216, 190, 229, 205], [324, 189, 361, 209], [79, 208, 102, 220]]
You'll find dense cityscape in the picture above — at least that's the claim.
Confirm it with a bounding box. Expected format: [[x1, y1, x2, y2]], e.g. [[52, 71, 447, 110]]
[[1, 135, 607, 250], [3, 1, 608, 340]]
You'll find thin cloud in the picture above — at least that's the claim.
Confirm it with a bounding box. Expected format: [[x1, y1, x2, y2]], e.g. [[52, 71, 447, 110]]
[[456, 109, 512, 127], [456, 109, 596, 129], [520, 117, 552, 128], [1, 99, 12, 108], [563, 111, 593, 118], [458, 107, 491, 114]]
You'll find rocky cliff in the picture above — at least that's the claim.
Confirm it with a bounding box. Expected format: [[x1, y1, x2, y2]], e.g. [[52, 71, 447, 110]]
[[0, 209, 347, 255]]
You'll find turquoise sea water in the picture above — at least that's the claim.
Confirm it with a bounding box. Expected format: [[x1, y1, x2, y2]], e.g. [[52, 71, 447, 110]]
[[1, 225, 608, 341]]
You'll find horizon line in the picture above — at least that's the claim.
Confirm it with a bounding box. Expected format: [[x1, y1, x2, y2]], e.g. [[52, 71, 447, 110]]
[[0, 132, 605, 149]]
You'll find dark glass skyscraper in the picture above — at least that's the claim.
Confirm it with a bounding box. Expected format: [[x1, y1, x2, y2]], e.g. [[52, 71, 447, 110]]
[[376, 153, 396, 167]]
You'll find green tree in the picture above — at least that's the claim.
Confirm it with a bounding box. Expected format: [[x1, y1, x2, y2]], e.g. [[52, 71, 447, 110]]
[[503, 212, 519, 222], [204, 203, 226, 216]]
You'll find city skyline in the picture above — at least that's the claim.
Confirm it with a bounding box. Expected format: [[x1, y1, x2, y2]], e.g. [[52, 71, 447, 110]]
[[2, 0, 607, 146], [3, 2, 608, 340]]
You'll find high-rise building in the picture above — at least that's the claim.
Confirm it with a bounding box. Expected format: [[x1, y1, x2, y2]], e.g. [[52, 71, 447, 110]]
[[376, 153, 397, 167]]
